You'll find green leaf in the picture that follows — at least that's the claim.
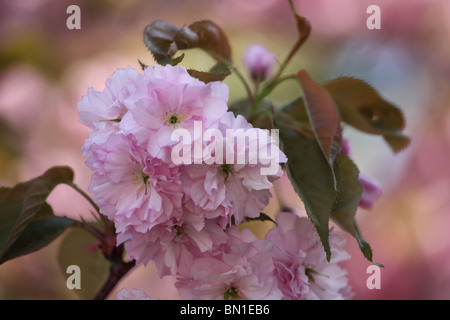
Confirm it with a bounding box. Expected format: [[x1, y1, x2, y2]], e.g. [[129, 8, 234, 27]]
[[280, 97, 309, 123], [0, 215, 73, 264], [323, 77, 410, 153], [250, 110, 274, 130], [296, 70, 342, 166], [279, 98, 316, 139], [330, 154, 362, 235], [249, 100, 275, 130], [228, 99, 251, 118], [58, 226, 109, 300], [383, 132, 411, 153], [0, 166, 74, 263], [138, 59, 148, 71], [245, 212, 277, 225], [354, 223, 383, 268], [229, 99, 275, 130], [275, 105, 380, 264], [275, 112, 335, 260], [331, 154, 382, 266], [187, 69, 226, 83], [187, 62, 231, 83]]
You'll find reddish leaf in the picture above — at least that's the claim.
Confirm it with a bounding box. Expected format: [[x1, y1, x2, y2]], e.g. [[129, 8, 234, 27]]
[[278, 1, 311, 70], [297, 70, 342, 165], [187, 20, 232, 62], [292, 11, 311, 53]]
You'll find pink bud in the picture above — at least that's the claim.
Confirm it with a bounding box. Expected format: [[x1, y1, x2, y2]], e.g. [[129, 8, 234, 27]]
[[358, 174, 382, 209], [243, 44, 276, 82], [341, 139, 352, 157]]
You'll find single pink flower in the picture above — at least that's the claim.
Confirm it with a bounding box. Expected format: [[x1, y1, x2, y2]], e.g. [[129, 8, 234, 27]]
[[78, 66, 140, 128], [175, 227, 282, 300], [77, 67, 141, 156], [87, 133, 183, 233], [181, 112, 286, 226], [122, 64, 229, 161], [118, 203, 229, 277], [266, 211, 353, 300]]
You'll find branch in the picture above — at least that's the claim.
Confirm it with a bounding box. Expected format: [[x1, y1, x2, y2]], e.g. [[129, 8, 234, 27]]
[[94, 244, 136, 300]]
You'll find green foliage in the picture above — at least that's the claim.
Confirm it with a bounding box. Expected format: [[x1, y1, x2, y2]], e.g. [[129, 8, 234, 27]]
[[229, 99, 252, 118], [0, 2, 409, 300], [323, 77, 410, 153], [58, 225, 110, 300], [296, 70, 342, 167], [330, 155, 362, 235], [0, 216, 73, 264], [245, 212, 277, 225], [187, 62, 231, 83], [0, 166, 74, 264], [275, 112, 335, 260], [331, 154, 382, 266], [273, 71, 405, 264]]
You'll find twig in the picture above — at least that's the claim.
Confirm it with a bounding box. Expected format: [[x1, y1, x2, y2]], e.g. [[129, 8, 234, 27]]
[[94, 244, 136, 300], [65, 181, 101, 215]]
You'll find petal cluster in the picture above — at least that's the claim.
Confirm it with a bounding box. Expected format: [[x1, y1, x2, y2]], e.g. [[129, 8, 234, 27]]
[[78, 63, 352, 300], [78, 64, 286, 279], [266, 212, 353, 300]]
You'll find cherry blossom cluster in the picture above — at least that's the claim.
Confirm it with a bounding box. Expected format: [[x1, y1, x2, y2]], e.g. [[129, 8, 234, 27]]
[[78, 56, 354, 299]]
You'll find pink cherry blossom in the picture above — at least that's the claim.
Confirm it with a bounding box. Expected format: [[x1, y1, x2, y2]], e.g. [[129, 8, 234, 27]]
[[77, 63, 354, 301], [266, 211, 353, 300], [175, 227, 282, 300], [180, 112, 286, 227], [86, 133, 183, 233], [121, 64, 229, 161], [77, 67, 141, 156], [78, 67, 140, 128], [118, 201, 229, 277]]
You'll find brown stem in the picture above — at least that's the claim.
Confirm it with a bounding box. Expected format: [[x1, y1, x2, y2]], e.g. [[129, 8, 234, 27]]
[[64, 181, 133, 300], [269, 0, 311, 83], [65, 181, 101, 215], [94, 244, 136, 300]]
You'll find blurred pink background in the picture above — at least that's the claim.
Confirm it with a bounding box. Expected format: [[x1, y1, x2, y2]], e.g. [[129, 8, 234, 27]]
[[1, 0, 449, 300]]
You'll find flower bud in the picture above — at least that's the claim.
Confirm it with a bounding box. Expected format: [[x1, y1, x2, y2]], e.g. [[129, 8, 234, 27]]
[[358, 174, 382, 209], [341, 139, 352, 157], [243, 44, 276, 82], [340, 139, 382, 209]]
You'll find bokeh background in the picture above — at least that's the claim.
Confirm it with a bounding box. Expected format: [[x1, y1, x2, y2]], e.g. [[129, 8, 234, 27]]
[[1, 0, 449, 300]]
